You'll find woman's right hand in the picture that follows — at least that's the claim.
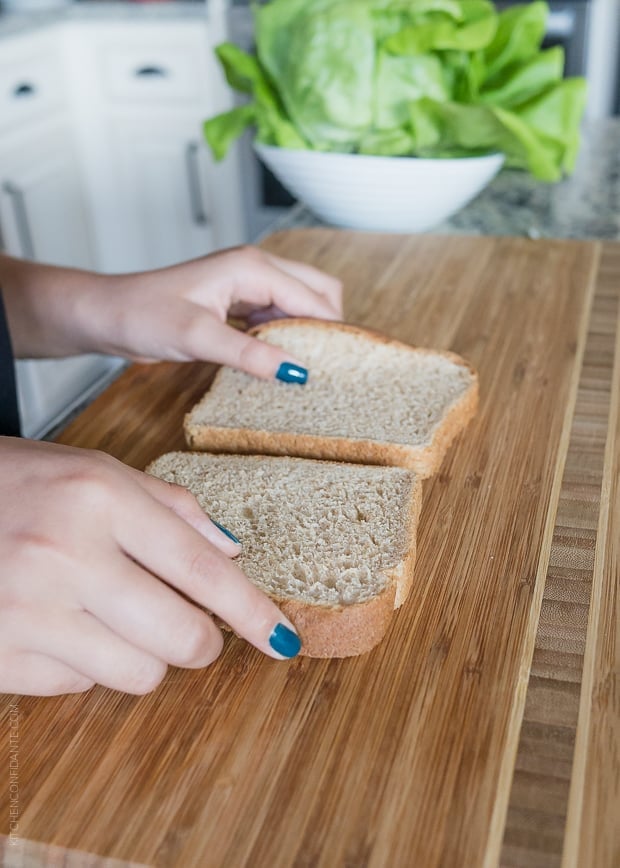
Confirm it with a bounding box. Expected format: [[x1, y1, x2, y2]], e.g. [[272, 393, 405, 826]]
[[0, 437, 301, 697]]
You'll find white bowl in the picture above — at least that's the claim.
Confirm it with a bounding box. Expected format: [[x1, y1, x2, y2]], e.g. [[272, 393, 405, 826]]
[[254, 144, 505, 233]]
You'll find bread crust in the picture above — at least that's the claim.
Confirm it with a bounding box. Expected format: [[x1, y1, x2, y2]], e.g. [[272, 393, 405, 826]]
[[278, 581, 396, 658], [216, 537, 413, 658], [393, 475, 423, 608], [184, 318, 478, 478]]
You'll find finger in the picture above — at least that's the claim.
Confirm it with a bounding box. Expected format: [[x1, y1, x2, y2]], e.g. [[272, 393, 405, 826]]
[[0, 650, 94, 696], [113, 492, 302, 660], [263, 253, 343, 316], [229, 303, 288, 328], [88, 454, 242, 557], [182, 313, 309, 382], [5, 607, 169, 695], [78, 552, 225, 669], [133, 470, 242, 556], [226, 252, 341, 321]]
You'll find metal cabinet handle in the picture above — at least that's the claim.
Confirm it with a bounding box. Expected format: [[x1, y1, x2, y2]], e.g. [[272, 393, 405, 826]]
[[2, 181, 35, 259], [185, 142, 209, 227], [134, 65, 168, 78], [13, 82, 36, 98]]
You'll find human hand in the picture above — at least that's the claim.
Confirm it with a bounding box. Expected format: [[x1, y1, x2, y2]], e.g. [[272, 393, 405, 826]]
[[0, 438, 301, 696], [92, 245, 342, 379], [0, 247, 342, 380]]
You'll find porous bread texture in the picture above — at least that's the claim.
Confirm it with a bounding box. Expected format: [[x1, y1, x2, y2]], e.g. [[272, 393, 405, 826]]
[[184, 319, 478, 478], [146, 452, 421, 658]]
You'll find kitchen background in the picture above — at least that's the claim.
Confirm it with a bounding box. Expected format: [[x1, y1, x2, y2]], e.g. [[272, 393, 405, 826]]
[[228, 0, 620, 239], [0, 0, 619, 438]]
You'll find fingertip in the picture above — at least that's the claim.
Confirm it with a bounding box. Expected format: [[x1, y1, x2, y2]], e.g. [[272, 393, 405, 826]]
[[275, 361, 308, 385], [202, 519, 242, 559], [211, 519, 242, 548], [241, 338, 309, 384], [268, 622, 302, 659], [318, 301, 343, 322]]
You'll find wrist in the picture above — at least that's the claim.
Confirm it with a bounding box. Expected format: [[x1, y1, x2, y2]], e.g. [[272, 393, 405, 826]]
[[0, 254, 112, 357]]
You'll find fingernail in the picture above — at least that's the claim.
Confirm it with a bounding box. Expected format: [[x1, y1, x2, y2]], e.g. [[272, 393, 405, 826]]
[[276, 362, 308, 385], [212, 519, 241, 545], [269, 623, 302, 658]]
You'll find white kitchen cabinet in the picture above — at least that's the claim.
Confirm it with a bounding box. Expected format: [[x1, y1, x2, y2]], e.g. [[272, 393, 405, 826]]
[[0, 121, 95, 268], [100, 115, 216, 273], [0, 28, 91, 265], [12, 354, 122, 441], [65, 17, 244, 274], [0, 14, 244, 276], [0, 10, 243, 436], [0, 29, 66, 134], [0, 121, 122, 439], [0, 29, 122, 439]]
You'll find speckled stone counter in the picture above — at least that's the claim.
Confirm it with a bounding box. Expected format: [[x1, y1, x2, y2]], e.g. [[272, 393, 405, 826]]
[[265, 118, 620, 242]]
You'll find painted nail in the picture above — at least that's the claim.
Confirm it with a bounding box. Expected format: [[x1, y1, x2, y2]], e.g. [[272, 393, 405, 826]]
[[269, 623, 302, 658], [212, 519, 241, 545], [276, 362, 308, 385]]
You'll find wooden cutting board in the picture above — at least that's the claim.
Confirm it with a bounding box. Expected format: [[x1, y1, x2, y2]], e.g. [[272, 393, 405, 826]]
[[0, 231, 618, 868]]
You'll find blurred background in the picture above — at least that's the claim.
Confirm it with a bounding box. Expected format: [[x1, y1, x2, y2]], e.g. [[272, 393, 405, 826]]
[[226, 0, 620, 239]]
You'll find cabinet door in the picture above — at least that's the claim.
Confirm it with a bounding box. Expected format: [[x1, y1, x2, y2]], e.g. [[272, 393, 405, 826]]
[[14, 355, 123, 440], [107, 115, 217, 273], [0, 123, 96, 269], [0, 122, 120, 439]]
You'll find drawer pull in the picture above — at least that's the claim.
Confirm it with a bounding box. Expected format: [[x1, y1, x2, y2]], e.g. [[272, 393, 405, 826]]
[[2, 181, 35, 259], [134, 66, 168, 78], [185, 142, 209, 227], [13, 82, 36, 98]]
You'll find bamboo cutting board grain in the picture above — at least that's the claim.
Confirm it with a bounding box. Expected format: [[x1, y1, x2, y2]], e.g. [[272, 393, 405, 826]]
[[0, 231, 618, 868]]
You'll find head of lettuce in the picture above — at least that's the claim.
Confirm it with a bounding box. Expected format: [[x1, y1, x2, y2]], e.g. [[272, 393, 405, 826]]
[[204, 0, 586, 183]]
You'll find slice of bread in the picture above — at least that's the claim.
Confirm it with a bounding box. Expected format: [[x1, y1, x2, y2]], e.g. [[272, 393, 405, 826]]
[[184, 319, 478, 478], [147, 452, 421, 658]]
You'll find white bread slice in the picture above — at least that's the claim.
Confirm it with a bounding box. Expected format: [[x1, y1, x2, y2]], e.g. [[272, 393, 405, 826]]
[[147, 452, 421, 658], [184, 319, 478, 478]]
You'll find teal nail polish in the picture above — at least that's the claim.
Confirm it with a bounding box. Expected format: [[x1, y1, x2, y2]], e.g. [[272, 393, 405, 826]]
[[212, 520, 240, 545], [269, 623, 302, 658], [276, 362, 308, 384]]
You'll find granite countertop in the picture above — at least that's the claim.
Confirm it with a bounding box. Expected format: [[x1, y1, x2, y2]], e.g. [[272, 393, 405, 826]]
[[267, 118, 620, 242]]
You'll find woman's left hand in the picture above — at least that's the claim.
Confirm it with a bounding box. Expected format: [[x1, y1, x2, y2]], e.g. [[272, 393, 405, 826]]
[[81, 245, 343, 379], [0, 246, 342, 380]]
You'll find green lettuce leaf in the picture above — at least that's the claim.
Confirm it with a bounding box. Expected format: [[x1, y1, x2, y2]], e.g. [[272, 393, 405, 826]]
[[383, 13, 497, 54], [374, 52, 450, 129], [482, 1, 548, 81], [203, 42, 308, 157], [203, 0, 586, 183], [479, 46, 564, 106], [257, 0, 378, 149], [204, 105, 256, 162]]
